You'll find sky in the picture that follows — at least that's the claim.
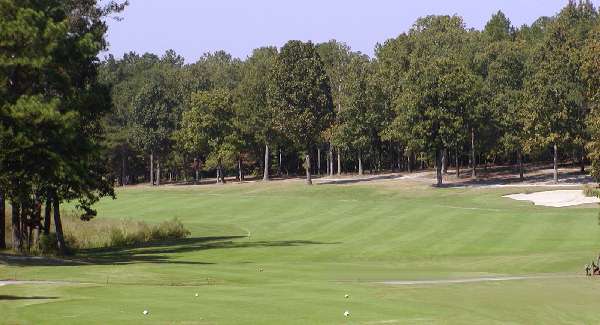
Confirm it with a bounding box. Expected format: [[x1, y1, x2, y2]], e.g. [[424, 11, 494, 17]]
[[104, 0, 598, 63]]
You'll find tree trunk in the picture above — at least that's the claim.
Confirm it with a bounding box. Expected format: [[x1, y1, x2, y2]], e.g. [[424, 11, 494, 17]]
[[442, 148, 448, 174], [580, 148, 585, 173], [407, 153, 412, 173], [326, 147, 330, 175], [317, 148, 321, 176], [120, 153, 126, 186], [329, 145, 334, 176], [358, 151, 363, 176], [43, 198, 51, 235], [238, 157, 243, 182], [0, 190, 5, 249], [435, 149, 443, 187], [517, 150, 524, 182], [156, 157, 161, 186], [553, 143, 558, 183], [195, 169, 199, 184], [305, 153, 312, 185], [263, 144, 270, 181], [123, 151, 128, 185], [150, 151, 154, 185], [33, 195, 41, 249], [11, 202, 22, 253], [337, 150, 342, 175], [278, 149, 283, 176], [471, 128, 476, 179], [52, 196, 66, 255], [455, 147, 460, 178]]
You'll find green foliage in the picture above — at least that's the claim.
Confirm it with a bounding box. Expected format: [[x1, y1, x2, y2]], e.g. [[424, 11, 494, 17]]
[[235, 47, 278, 146], [524, 1, 598, 152], [0, 0, 122, 249], [584, 23, 600, 181], [130, 70, 178, 156], [177, 89, 239, 171], [268, 40, 334, 151], [333, 54, 383, 153], [483, 11, 514, 42], [397, 16, 480, 157]]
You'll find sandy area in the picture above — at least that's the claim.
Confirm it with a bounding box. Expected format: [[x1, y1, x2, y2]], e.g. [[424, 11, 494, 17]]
[[503, 190, 600, 207]]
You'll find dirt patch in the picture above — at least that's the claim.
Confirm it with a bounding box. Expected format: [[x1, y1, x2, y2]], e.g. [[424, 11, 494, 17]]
[[503, 190, 600, 207]]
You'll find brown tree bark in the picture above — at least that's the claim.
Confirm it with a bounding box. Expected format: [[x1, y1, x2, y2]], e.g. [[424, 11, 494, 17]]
[[580, 148, 585, 173], [150, 151, 154, 185], [358, 151, 363, 176], [455, 147, 460, 178], [305, 153, 312, 185], [317, 148, 321, 176], [263, 144, 270, 181], [0, 190, 5, 249], [12, 202, 22, 253], [337, 150, 342, 175], [329, 144, 334, 176], [156, 157, 161, 186], [436, 149, 443, 187], [553, 143, 558, 183], [238, 157, 243, 182], [33, 195, 41, 249], [442, 148, 448, 174], [52, 196, 66, 255], [43, 198, 51, 235], [517, 150, 524, 182], [471, 128, 476, 179], [278, 149, 283, 176]]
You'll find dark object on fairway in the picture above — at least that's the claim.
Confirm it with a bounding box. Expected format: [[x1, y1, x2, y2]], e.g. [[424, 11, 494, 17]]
[[591, 262, 600, 276], [0, 295, 58, 300], [585, 263, 591, 276]]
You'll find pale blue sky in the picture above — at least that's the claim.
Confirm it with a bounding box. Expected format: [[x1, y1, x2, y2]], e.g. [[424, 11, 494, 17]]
[[104, 0, 597, 62]]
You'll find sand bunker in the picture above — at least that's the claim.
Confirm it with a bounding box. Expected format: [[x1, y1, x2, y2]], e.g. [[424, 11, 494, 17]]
[[503, 190, 600, 207]]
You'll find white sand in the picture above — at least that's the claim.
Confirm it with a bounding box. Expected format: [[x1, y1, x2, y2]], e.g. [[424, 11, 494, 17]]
[[503, 190, 600, 207]]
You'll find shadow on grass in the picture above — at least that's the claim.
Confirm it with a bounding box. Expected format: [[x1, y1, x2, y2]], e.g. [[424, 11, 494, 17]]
[[0, 295, 59, 300], [436, 169, 591, 188], [1, 236, 339, 266], [317, 174, 401, 185]]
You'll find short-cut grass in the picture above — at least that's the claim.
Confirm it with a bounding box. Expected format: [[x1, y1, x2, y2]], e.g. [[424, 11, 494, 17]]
[[2, 180, 600, 324]]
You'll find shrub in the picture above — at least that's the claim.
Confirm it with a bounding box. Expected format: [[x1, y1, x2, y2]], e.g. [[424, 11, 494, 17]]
[[583, 184, 600, 198], [2, 210, 191, 253]]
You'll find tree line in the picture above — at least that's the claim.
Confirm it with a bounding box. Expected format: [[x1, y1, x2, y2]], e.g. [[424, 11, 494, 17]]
[[98, 2, 600, 189], [1, 1, 600, 253]]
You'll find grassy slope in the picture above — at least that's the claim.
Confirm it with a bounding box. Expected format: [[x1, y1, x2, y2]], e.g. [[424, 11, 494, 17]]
[[2, 180, 600, 324]]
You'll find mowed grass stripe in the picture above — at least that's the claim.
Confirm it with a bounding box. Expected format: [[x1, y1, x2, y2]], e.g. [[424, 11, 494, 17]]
[[4, 182, 600, 323]]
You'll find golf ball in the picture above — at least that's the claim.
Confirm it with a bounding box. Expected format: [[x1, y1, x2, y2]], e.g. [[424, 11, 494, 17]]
[[344, 310, 350, 317], [143, 310, 149, 315], [345, 294, 349, 299], [195, 293, 199, 297]]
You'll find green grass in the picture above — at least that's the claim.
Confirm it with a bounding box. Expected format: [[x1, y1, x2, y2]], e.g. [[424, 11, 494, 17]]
[[2, 180, 600, 324]]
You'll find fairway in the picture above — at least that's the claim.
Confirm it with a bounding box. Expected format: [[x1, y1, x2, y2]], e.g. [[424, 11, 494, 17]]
[[2, 179, 600, 324]]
